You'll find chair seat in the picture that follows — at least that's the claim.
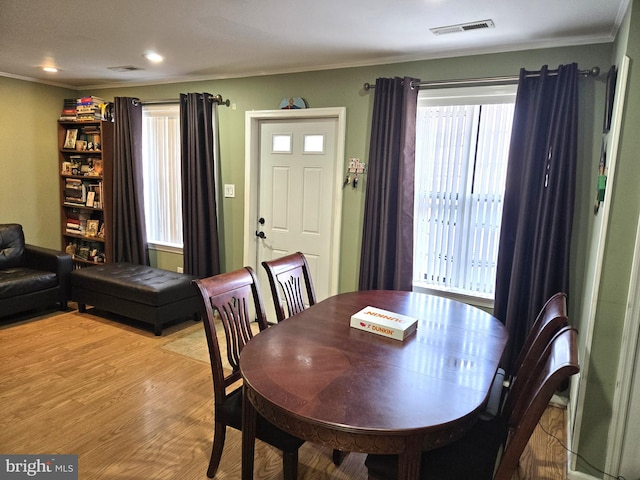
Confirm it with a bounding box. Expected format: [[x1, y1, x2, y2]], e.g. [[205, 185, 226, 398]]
[[220, 387, 305, 452], [365, 415, 508, 480]]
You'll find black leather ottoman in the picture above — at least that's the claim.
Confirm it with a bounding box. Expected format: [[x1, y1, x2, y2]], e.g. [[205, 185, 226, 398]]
[[71, 262, 199, 335]]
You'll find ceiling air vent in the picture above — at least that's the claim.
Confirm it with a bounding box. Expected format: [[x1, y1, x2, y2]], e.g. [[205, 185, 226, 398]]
[[107, 65, 145, 72], [430, 19, 495, 35]]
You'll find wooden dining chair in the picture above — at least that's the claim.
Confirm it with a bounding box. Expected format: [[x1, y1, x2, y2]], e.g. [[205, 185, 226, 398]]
[[365, 325, 579, 480], [192, 267, 304, 479], [261, 252, 350, 466], [261, 251, 317, 323], [483, 292, 569, 419]]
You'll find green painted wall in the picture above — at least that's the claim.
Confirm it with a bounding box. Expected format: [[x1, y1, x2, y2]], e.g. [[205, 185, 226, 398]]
[[149, 248, 183, 273], [0, 77, 75, 247], [577, 0, 640, 475]]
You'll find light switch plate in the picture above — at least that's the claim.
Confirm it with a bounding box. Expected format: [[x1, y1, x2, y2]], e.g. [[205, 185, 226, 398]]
[[224, 184, 235, 198]]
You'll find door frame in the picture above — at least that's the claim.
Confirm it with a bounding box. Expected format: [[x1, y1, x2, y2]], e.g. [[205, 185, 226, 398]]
[[243, 107, 346, 297]]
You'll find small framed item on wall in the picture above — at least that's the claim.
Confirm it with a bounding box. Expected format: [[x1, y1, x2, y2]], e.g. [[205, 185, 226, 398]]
[[279, 97, 307, 109]]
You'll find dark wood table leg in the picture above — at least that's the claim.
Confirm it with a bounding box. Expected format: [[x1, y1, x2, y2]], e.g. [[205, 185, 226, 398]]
[[242, 387, 257, 480], [332, 449, 349, 466], [397, 435, 422, 480]]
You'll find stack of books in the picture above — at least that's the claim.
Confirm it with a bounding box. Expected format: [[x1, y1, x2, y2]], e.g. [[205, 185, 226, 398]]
[[59, 98, 77, 121], [76, 96, 105, 122], [65, 209, 90, 236], [64, 178, 86, 206]]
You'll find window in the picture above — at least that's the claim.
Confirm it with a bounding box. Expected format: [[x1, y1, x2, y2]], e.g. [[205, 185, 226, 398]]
[[142, 104, 183, 249], [413, 85, 516, 304]]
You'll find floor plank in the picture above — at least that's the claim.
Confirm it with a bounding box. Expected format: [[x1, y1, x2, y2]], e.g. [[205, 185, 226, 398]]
[[0, 307, 567, 479]]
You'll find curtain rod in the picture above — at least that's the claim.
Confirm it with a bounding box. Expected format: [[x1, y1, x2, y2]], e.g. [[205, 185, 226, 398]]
[[137, 94, 231, 106], [362, 66, 601, 91]]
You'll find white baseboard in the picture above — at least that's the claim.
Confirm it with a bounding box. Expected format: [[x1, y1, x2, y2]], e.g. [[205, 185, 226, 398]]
[[567, 469, 601, 480]]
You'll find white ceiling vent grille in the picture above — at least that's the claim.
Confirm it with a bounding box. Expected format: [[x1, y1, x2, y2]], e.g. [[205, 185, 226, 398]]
[[430, 19, 495, 35], [107, 65, 145, 72]]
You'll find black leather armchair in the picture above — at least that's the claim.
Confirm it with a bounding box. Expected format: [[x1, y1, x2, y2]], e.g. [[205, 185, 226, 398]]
[[0, 223, 73, 318]]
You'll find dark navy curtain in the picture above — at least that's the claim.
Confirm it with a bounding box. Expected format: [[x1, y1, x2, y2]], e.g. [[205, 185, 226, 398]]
[[113, 97, 148, 265], [359, 77, 419, 291], [180, 93, 221, 279], [494, 64, 579, 374]]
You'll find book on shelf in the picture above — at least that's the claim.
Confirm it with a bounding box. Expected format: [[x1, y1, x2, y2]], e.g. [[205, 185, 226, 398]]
[[350, 306, 418, 341], [77, 96, 105, 105]]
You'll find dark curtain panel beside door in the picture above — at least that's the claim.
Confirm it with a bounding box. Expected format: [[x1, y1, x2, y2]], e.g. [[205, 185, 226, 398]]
[[358, 76, 419, 291], [112, 97, 149, 265], [494, 64, 579, 374], [180, 93, 221, 279]]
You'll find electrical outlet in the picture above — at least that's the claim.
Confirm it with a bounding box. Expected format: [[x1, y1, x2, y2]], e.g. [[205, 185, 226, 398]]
[[177, 267, 183, 273]]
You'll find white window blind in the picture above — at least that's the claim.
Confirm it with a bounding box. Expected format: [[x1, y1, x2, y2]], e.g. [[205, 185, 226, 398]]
[[142, 104, 183, 248], [414, 86, 516, 301]]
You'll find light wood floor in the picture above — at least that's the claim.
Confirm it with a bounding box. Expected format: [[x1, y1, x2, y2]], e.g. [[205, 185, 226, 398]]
[[0, 306, 567, 479]]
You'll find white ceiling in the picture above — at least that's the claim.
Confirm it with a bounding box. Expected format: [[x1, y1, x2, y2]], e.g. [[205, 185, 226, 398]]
[[0, 0, 629, 89]]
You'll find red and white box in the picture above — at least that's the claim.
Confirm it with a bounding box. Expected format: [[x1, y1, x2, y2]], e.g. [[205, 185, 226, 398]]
[[350, 306, 418, 341]]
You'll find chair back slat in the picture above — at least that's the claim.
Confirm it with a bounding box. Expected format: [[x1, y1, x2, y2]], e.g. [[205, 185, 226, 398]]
[[262, 252, 317, 322], [192, 267, 269, 398]]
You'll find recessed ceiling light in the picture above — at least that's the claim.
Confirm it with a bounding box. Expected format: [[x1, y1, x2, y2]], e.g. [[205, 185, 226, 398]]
[[144, 52, 164, 63], [42, 66, 58, 73]]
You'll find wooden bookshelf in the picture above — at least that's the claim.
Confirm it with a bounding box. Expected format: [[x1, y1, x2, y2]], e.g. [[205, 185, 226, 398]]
[[58, 120, 114, 267]]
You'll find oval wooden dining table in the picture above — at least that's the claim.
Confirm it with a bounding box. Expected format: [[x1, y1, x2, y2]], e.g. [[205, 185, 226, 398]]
[[240, 290, 508, 479]]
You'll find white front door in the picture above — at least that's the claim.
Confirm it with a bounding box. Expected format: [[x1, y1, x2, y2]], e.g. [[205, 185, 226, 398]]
[[244, 108, 345, 313], [257, 117, 336, 302]]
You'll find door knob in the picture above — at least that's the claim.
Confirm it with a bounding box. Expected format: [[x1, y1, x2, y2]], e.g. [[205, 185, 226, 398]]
[[256, 231, 266, 239]]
